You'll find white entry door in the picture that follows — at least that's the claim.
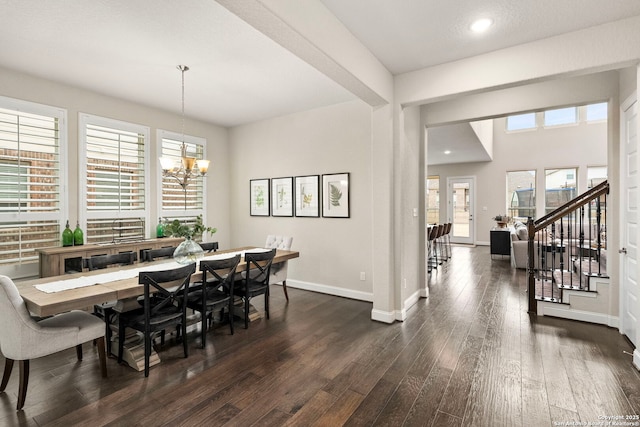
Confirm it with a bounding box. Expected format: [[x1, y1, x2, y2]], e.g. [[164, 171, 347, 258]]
[[448, 177, 475, 245], [621, 99, 639, 347]]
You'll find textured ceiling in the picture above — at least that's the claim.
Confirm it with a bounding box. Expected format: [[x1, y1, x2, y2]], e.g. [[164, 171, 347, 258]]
[[320, 0, 640, 74]]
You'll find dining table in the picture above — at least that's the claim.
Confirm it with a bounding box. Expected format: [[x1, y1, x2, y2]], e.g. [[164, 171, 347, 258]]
[[17, 246, 300, 318]]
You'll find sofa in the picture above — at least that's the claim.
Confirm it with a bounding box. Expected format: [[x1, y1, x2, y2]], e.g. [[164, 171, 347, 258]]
[[510, 220, 605, 270]]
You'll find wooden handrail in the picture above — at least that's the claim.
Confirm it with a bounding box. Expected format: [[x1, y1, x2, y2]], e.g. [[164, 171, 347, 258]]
[[531, 180, 609, 235]]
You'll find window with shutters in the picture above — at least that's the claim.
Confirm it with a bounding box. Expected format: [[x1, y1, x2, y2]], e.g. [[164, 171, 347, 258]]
[[79, 114, 149, 243], [0, 97, 66, 277], [158, 130, 206, 226]]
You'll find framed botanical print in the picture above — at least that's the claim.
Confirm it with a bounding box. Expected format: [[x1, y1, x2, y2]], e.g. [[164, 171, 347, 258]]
[[295, 175, 320, 217], [249, 178, 270, 216], [271, 177, 294, 217], [322, 173, 350, 218]]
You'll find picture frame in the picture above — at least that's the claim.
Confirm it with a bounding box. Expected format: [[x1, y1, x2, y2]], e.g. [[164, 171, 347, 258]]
[[322, 172, 350, 218], [271, 177, 294, 217], [249, 178, 270, 216], [295, 175, 320, 217]]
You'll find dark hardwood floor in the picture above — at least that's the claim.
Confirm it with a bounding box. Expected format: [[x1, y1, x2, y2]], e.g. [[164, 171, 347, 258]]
[[2, 245, 640, 426]]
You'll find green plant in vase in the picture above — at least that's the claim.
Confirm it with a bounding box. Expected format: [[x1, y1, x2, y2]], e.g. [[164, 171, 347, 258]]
[[163, 215, 217, 264]]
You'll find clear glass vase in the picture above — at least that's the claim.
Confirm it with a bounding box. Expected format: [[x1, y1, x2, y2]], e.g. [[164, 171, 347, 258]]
[[173, 236, 204, 265]]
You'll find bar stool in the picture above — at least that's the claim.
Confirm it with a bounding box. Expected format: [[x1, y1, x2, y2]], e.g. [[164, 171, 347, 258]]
[[427, 225, 439, 272]]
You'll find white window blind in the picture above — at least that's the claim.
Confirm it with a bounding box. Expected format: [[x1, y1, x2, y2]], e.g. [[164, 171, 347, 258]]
[[0, 98, 66, 275], [159, 131, 206, 215], [80, 115, 149, 243]]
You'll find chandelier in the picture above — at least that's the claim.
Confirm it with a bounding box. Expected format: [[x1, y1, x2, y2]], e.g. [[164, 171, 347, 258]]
[[159, 65, 210, 193]]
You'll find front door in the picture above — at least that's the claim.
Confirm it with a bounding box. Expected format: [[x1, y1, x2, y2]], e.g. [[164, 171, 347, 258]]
[[448, 176, 475, 245], [621, 99, 639, 347]]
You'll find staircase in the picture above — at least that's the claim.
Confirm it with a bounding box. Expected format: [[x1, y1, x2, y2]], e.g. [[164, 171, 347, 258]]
[[527, 181, 611, 325]]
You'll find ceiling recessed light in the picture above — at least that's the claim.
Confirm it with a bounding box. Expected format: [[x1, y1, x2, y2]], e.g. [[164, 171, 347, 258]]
[[444, 150, 451, 155], [470, 18, 492, 33]]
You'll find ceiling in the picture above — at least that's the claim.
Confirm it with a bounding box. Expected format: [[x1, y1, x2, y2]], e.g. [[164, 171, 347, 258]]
[[1, 0, 639, 161]]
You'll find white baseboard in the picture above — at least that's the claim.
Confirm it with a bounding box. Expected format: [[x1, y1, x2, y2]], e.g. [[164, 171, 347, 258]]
[[420, 286, 429, 298], [634, 349, 640, 371], [371, 308, 395, 324], [285, 279, 373, 302], [404, 290, 421, 313], [537, 301, 619, 327]]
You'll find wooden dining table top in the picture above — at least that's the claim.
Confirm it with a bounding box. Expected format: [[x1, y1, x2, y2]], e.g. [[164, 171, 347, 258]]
[[17, 246, 299, 317]]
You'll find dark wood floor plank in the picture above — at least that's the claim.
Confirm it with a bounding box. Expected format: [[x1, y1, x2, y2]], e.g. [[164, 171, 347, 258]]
[[283, 390, 338, 426], [403, 364, 454, 426], [1, 246, 639, 427], [521, 377, 552, 427], [312, 389, 364, 427]]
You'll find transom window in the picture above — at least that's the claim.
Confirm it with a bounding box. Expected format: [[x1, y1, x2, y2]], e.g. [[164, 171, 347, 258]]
[[506, 113, 536, 131], [544, 107, 577, 127], [586, 102, 608, 122]]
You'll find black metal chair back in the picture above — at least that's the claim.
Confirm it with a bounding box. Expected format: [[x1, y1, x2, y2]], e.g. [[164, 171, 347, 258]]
[[187, 254, 241, 346], [200, 241, 219, 253], [84, 251, 137, 270], [236, 249, 276, 329], [142, 246, 176, 262], [117, 262, 196, 377]]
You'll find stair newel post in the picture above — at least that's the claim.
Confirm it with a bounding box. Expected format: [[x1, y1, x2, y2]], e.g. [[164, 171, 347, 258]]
[[527, 217, 537, 313]]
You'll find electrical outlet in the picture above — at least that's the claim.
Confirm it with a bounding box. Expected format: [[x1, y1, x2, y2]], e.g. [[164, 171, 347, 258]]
[[403, 278, 407, 289], [360, 272, 366, 281]]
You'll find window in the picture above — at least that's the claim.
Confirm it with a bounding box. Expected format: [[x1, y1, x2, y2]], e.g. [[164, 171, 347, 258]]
[[507, 170, 536, 220], [544, 107, 577, 127], [79, 114, 149, 243], [587, 166, 607, 188], [545, 168, 577, 214], [158, 130, 206, 214], [506, 113, 536, 131], [0, 97, 66, 277], [586, 102, 608, 122], [426, 176, 439, 224]]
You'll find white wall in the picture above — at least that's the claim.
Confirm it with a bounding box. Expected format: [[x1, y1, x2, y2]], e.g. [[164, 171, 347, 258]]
[[0, 66, 231, 251], [228, 100, 375, 300]]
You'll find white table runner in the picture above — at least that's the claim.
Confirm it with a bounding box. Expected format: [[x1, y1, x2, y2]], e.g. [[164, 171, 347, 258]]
[[33, 248, 272, 293]]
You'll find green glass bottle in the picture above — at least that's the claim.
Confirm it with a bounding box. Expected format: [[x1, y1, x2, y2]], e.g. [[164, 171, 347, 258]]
[[156, 217, 165, 238], [62, 220, 73, 247], [73, 221, 84, 246]]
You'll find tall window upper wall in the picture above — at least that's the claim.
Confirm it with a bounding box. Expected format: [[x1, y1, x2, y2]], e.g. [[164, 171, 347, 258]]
[[157, 130, 207, 231], [79, 114, 150, 243], [0, 96, 67, 278]]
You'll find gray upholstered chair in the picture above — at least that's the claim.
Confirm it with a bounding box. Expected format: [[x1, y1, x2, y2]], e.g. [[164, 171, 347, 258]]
[[0, 275, 107, 410], [265, 235, 293, 301]]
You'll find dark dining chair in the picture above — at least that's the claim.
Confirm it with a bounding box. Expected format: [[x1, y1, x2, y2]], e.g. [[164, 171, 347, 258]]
[[234, 249, 276, 329], [84, 251, 137, 271], [85, 251, 137, 356], [142, 246, 176, 262], [186, 254, 241, 348], [117, 262, 196, 377], [199, 241, 219, 253]]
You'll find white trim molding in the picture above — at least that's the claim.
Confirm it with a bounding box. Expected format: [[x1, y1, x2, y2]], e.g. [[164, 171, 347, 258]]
[[285, 280, 373, 302]]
